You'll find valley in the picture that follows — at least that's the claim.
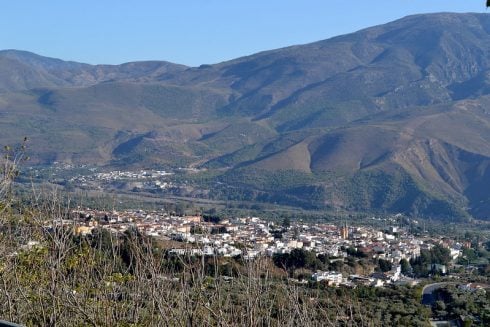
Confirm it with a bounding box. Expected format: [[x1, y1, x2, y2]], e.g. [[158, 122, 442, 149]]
[[3, 13, 490, 220]]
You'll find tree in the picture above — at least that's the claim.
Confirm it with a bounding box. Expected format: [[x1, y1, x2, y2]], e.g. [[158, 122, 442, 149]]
[[431, 244, 451, 266], [190, 225, 204, 234], [410, 244, 451, 277], [175, 202, 186, 216], [378, 259, 392, 272], [91, 228, 116, 254], [1, 138, 28, 213], [272, 249, 323, 274], [282, 217, 291, 229], [433, 300, 447, 318], [400, 258, 411, 276], [462, 247, 478, 263], [346, 247, 368, 258]]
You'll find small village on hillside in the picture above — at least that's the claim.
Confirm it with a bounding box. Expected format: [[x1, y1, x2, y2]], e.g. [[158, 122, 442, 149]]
[[59, 207, 481, 289]]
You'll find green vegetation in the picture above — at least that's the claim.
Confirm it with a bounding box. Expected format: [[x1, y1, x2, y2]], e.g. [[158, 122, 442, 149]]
[[339, 169, 469, 221], [432, 285, 490, 324], [273, 248, 322, 274], [410, 244, 451, 277], [190, 166, 468, 220]]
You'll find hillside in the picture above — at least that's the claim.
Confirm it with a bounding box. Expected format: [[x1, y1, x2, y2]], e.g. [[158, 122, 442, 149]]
[[2, 13, 490, 220]]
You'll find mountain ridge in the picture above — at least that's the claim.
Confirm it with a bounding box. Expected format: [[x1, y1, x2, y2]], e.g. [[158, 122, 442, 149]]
[[2, 12, 490, 220]]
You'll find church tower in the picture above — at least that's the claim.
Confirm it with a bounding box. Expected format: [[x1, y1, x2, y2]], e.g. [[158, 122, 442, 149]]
[[340, 222, 349, 239]]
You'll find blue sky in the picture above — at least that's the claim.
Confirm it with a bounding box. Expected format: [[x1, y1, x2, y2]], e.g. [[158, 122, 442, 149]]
[[0, 1, 485, 66]]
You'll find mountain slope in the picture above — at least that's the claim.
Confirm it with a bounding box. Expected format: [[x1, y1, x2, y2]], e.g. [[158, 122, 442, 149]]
[[2, 13, 490, 220], [0, 50, 187, 92]]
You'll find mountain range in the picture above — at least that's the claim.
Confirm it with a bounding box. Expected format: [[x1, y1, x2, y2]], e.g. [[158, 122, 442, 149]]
[[2, 12, 490, 220]]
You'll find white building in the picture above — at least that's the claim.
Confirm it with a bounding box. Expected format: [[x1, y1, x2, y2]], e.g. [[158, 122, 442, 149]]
[[312, 271, 343, 285]]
